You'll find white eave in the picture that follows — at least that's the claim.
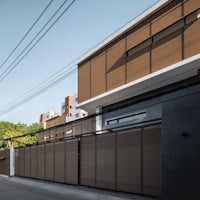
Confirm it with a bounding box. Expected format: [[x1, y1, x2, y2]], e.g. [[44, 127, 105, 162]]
[[77, 54, 200, 112], [77, 0, 170, 65]]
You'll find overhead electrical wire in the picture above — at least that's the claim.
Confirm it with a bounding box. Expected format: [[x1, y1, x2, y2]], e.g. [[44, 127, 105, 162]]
[[0, 0, 76, 82], [0, 0, 160, 116], [0, 0, 54, 70]]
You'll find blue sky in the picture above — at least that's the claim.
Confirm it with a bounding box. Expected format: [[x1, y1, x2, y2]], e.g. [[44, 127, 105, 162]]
[[0, 0, 159, 124]]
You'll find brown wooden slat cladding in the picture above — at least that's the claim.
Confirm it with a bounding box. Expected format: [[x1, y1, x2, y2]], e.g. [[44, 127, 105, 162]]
[[127, 52, 150, 83], [96, 133, 116, 190], [151, 2, 182, 35], [152, 34, 182, 72], [81, 117, 95, 134], [142, 125, 161, 196], [78, 61, 91, 103], [37, 144, 45, 180], [78, 0, 199, 103], [184, 18, 200, 58], [116, 129, 142, 193], [30, 146, 37, 178], [24, 147, 31, 177], [107, 39, 126, 91], [80, 136, 96, 187], [55, 141, 65, 183], [91, 52, 106, 98], [73, 121, 82, 136], [126, 23, 150, 50], [65, 139, 78, 185], [45, 143, 54, 181], [184, 0, 200, 16]]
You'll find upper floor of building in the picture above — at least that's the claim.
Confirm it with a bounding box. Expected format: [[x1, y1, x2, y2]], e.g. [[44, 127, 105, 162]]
[[77, 0, 200, 112]]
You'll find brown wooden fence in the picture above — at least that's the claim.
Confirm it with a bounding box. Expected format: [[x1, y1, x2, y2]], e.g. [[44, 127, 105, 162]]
[[14, 123, 161, 196]]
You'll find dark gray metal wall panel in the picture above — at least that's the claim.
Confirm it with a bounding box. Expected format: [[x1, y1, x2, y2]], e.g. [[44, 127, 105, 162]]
[[96, 133, 116, 190], [116, 128, 142, 193], [142, 125, 161, 196], [45, 143, 54, 181], [30, 146, 37, 178], [65, 139, 78, 185], [162, 85, 200, 200], [19, 148, 25, 177], [37, 144, 45, 179], [55, 141, 65, 183], [15, 149, 20, 176], [80, 136, 96, 187]]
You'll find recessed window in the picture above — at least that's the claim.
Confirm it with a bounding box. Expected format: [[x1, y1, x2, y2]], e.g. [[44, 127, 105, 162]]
[[106, 111, 146, 126]]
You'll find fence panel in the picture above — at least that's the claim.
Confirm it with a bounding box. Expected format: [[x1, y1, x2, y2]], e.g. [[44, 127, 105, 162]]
[[116, 128, 142, 193], [45, 143, 54, 181], [24, 147, 31, 177], [30, 146, 37, 178], [19, 148, 25, 177], [80, 135, 96, 187], [37, 144, 45, 179], [96, 133, 116, 190], [55, 141, 65, 182], [65, 139, 78, 185]]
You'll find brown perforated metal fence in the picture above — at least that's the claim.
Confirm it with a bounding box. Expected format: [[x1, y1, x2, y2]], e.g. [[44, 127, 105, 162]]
[[14, 124, 161, 196], [0, 149, 10, 176]]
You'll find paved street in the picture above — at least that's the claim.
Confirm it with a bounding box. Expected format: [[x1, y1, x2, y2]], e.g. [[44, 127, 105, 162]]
[[0, 175, 157, 200]]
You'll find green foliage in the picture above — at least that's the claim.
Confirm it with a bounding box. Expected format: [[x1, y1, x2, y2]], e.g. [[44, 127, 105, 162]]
[[0, 121, 43, 150]]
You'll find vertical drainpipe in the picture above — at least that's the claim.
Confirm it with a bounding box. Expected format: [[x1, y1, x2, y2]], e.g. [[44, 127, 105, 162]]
[[96, 107, 102, 134]]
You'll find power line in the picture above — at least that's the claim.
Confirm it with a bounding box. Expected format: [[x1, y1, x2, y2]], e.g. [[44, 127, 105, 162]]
[[0, 0, 76, 82], [0, 0, 53, 70], [0, 66, 77, 115]]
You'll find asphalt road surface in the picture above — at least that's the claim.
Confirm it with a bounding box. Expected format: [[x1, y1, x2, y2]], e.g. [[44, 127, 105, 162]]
[[0, 175, 156, 200]]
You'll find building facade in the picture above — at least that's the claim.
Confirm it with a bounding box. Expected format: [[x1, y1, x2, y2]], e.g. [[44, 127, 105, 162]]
[[77, 0, 200, 199]]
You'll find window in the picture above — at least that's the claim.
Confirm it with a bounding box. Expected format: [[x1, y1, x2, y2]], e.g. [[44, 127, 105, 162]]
[[106, 111, 146, 126]]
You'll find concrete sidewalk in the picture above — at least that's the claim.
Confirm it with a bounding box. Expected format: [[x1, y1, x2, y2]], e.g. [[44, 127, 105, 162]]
[[0, 175, 157, 200]]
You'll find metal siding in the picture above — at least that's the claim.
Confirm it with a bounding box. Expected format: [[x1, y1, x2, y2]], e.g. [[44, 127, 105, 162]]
[[184, 19, 200, 59], [80, 136, 96, 187], [37, 144, 45, 179], [24, 147, 31, 177], [142, 125, 161, 196], [78, 62, 91, 103], [91, 52, 106, 98], [19, 148, 25, 177], [107, 39, 126, 91], [127, 52, 150, 83], [45, 143, 54, 181], [30, 146, 37, 178], [152, 34, 182, 72], [65, 139, 78, 185], [116, 129, 142, 193], [55, 141, 65, 183], [96, 133, 116, 190]]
